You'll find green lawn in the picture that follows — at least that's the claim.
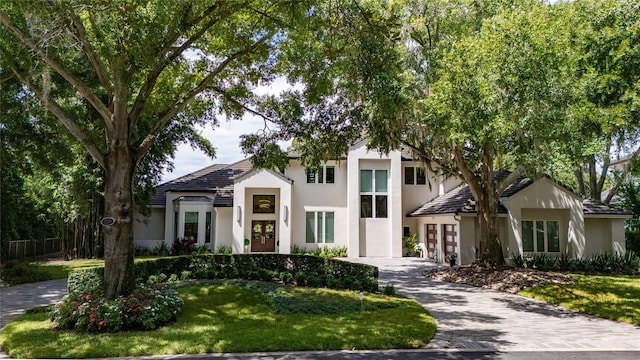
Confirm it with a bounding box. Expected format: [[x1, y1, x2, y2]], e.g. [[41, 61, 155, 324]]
[[520, 274, 640, 325], [0, 257, 163, 286], [0, 284, 437, 358]]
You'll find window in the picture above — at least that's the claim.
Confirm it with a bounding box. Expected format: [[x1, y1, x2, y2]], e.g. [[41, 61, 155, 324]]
[[205, 212, 212, 244], [184, 212, 198, 242], [253, 194, 275, 213], [174, 212, 178, 240], [522, 220, 560, 253], [403, 226, 411, 238], [306, 166, 335, 184], [404, 166, 427, 185], [305, 211, 335, 243], [360, 169, 388, 218], [404, 167, 415, 185]]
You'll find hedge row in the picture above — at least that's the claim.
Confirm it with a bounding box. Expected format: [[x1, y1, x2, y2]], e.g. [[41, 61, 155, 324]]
[[68, 254, 379, 293]]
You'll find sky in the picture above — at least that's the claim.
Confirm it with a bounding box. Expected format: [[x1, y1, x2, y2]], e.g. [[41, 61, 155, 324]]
[[160, 77, 293, 183]]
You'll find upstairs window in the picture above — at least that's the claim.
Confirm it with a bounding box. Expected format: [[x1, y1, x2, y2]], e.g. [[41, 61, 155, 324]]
[[404, 166, 427, 185], [306, 166, 335, 184], [360, 169, 388, 218]]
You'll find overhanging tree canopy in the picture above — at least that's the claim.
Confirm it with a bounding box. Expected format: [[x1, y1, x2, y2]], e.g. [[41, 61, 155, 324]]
[[0, 0, 315, 298]]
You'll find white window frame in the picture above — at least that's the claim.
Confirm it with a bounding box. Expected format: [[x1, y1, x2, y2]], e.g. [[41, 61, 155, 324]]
[[404, 166, 427, 185], [306, 165, 335, 184], [522, 220, 560, 253], [305, 211, 335, 243], [360, 169, 388, 218]]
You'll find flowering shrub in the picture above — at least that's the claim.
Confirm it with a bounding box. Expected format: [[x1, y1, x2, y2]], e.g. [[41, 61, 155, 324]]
[[51, 284, 183, 332]]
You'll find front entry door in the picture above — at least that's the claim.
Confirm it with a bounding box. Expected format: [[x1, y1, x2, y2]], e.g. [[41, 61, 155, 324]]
[[251, 220, 276, 252]]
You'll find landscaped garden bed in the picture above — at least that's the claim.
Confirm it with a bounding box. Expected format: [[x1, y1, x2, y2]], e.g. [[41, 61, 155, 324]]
[[0, 255, 436, 358], [0, 280, 436, 358]]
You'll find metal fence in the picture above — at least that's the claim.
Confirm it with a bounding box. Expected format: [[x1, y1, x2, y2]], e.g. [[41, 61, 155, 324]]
[[7, 238, 61, 260]]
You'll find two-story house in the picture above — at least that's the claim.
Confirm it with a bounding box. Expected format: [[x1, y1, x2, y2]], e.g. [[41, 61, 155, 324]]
[[134, 141, 629, 264]]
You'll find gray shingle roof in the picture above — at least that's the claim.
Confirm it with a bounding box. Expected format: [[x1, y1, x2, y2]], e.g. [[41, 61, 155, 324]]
[[583, 199, 631, 216], [151, 158, 253, 206], [408, 171, 628, 217]]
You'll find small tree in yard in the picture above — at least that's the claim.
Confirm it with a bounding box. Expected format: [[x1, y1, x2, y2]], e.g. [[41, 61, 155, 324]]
[[0, 1, 315, 298]]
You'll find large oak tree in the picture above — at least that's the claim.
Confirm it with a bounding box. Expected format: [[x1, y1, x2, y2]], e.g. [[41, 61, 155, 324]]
[[1, 0, 313, 298]]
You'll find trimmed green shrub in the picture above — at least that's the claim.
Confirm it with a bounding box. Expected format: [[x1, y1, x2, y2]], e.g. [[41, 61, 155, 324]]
[[68, 254, 379, 294], [509, 251, 639, 275]]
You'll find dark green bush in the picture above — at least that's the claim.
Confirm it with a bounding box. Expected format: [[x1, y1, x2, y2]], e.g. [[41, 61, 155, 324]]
[[68, 254, 379, 294], [509, 251, 639, 275]]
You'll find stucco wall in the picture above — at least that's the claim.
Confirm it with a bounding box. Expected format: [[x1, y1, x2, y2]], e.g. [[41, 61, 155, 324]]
[[285, 160, 348, 251], [503, 178, 585, 258], [232, 170, 292, 254], [133, 207, 165, 249], [214, 207, 233, 250]]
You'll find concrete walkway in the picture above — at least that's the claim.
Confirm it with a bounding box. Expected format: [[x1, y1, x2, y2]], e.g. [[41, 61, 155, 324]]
[[0, 279, 68, 329], [349, 257, 640, 351]]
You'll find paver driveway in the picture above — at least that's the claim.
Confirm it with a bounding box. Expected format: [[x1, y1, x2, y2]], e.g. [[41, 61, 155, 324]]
[[349, 257, 640, 351]]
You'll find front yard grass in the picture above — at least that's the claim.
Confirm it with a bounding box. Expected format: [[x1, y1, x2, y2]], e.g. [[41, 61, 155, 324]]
[[0, 284, 436, 358], [520, 274, 640, 325], [0, 257, 163, 286]]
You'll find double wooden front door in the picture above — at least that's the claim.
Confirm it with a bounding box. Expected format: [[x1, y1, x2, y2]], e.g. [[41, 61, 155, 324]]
[[251, 220, 276, 252], [424, 223, 457, 261]]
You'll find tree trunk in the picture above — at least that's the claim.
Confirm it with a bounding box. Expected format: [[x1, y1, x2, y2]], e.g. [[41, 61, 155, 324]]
[[102, 144, 136, 299], [454, 149, 504, 265]]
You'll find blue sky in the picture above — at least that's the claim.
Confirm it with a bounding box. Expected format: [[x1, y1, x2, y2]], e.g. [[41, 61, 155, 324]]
[[160, 77, 293, 183]]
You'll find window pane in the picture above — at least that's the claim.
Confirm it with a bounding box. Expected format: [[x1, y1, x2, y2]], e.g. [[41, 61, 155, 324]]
[[318, 167, 324, 184], [184, 212, 198, 241], [306, 169, 316, 183], [522, 221, 534, 252], [174, 212, 178, 240], [403, 226, 411, 238], [317, 212, 324, 243], [375, 170, 388, 192], [547, 221, 560, 252], [205, 212, 212, 243], [360, 170, 372, 192], [360, 195, 372, 218], [416, 167, 426, 185], [404, 167, 414, 185], [536, 221, 545, 252], [305, 212, 315, 243], [325, 212, 334, 243], [375, 195, 388, 218], [326, 166, 335, 184]]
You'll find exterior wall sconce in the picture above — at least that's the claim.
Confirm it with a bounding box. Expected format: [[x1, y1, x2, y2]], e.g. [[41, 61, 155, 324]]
[[237, 206, 242, 224], [283, 206, 289, 222]]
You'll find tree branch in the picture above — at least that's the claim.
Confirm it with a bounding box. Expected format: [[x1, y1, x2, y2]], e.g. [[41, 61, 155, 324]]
[[67, 12, 113, 96], [0, 72, 15, 85], [211, 86, 274, 121], [129, 2, 247, 129], [135, 31, 276, 160], [496, 165, 526, 195], [0, 12, 114, 126], [13, 69, 106, 168]]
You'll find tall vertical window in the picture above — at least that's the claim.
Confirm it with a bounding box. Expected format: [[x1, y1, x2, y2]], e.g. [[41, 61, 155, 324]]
[[404, 166, 427, 185], [307, 166, 335, 184], [305, 211, 335, 243], [360, 169, 388, 218], [184, 212, 199, 242], [205, 212, 212, 244], [522, 220, 560, 253]]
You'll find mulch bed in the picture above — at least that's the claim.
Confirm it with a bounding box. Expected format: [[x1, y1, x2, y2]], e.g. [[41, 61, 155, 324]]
[[423, 265, 574, 294]]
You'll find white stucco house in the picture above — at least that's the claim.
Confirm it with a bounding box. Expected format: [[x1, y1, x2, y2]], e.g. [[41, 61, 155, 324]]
[[134, 141, 630, 264]]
